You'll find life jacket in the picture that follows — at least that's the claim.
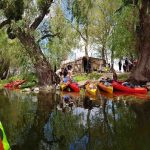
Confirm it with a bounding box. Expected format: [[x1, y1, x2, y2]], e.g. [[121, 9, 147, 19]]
[[0, 122, 10, 150]]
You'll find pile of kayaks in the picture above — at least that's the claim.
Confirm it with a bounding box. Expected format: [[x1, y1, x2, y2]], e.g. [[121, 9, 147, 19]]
[[98, 80, 148, 94], [4, 78, 148, 98], [60, 79, 148, 99]]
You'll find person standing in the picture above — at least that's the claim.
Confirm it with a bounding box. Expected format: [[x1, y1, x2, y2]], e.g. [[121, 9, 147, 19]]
[[125, 58, 129, 72], [118, 60, 122, 72]]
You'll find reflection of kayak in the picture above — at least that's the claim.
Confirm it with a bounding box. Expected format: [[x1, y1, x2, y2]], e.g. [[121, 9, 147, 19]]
[[60, 83, 68, 91], [112, 81, 147, 94], [113, 91, 150, 99], [60, 81, 80, 92], [4, 80, 26, 89], [99, 91, 113, 99], [85, 91, 96, 100], [85, 84, 97, 96], [61, 91, 80, 98], [98, 82, 113, 94]]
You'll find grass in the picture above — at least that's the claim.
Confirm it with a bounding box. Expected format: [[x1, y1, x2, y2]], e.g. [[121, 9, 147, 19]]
[[73, 72, 102, 82], [117, 73, 129, 81]]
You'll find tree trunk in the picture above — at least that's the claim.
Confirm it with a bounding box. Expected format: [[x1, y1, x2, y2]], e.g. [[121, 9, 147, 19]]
[[0, 58, 10, 80], [128, 0, 150, 84], [17, 31, 60, 86], [85, 41, 89, 57], [102, 45, 105, 60]]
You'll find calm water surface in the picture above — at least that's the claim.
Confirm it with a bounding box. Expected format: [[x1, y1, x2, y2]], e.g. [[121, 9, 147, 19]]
[[0, 89, 150, 150]]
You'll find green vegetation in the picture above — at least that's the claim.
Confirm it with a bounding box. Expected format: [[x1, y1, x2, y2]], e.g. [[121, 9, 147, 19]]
[[0, 73, 38, 89], [0, 0, 150, 84], [74, 72, 102, 82], [117, 73, 129, 81]]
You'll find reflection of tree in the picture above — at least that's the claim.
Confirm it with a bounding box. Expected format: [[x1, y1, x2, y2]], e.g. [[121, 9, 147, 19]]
[[128, 100, 150, 150], [0, 90, 57, 150], [14, 91, 56, 150], [85, 95, 139, 150], [0, 89, 37, 146], [1, 89, 150, 149], [50, 110, 86, 150]]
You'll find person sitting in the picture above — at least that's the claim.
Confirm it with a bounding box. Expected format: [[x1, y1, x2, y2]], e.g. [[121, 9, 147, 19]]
[[89, 83, 96, 89], [61, 65, 73, 84], [122, 82, 134, 88]]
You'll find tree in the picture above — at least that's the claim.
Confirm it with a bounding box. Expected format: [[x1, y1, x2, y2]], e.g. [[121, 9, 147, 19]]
[[0, 0, 59, 86], [0, 29, 31, 79], [117, 0, 150, 84], [47, 3, 78, 69], [90, 0, 119, 61], [69, 0, 94, 57], [128, 0, 150, 83], [109, 5, 138, 59]]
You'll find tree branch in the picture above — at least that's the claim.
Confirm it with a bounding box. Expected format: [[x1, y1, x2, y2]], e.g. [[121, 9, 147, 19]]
[[38, 33, 60, 42], [66, 18, 87, 42], [0, 19, 10, 29], [30, 0, 53, 30]]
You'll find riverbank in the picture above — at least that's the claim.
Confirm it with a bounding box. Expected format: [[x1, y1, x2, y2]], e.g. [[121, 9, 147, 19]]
[[0, 72, 129, 92]]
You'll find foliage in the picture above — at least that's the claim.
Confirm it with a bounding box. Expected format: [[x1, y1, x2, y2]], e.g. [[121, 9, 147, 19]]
[[72, 0, 93, 24], [117, 73, 129, 81], [90, 0, 120, 59], [50, 110, 86, 149], [47, 3, 78, 68], [109, 6, 138, 58]]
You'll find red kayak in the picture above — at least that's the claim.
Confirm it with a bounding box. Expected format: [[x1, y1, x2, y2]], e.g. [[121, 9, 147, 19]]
[[112, 81, 147, 94], [4, 80, 26, 89], [68, 82, 80, 92], [61, 80, 80, 92]]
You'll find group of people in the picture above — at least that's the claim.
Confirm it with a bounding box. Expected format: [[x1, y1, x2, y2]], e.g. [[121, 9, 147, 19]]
[[56, 64, 73, 83], [118, 58, 135, 72]]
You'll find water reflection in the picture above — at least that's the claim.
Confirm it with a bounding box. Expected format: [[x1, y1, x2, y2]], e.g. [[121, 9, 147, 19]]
[[0, 89, 150, 150]]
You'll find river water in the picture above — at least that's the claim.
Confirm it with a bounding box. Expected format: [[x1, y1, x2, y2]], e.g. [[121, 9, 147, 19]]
[[0, 89, 150, 150]]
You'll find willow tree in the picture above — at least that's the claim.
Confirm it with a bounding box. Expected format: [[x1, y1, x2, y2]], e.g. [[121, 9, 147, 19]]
[[0, 29, 30, 79], [0, 0, 59, 85], [47, 3, 78, 69], [110, 5, 138, 60], [128, 0, 150, 84], [69, 0, 94, 57], [117, 0, 150, 83], [90, 0, 119, 61]]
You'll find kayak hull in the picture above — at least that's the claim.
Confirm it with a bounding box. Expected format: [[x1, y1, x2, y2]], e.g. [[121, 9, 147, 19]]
[[60, 82, 80, 92], [4, 80, 26, 89], [112, 81, 147, 94], [98, 82, 113, 94], [68, 83, 80, 92]]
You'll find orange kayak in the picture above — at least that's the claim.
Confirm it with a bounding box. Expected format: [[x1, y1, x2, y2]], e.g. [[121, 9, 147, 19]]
[[98, 82, 113, 94]]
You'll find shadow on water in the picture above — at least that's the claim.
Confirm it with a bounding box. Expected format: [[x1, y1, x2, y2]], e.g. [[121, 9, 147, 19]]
[[0, 89, 150, 149]]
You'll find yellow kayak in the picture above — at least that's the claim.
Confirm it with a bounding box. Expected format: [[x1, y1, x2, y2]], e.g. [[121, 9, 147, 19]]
[[60, 83, 68, 91], [85, 83, 97, 96], [98, 82, 113, 94]]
